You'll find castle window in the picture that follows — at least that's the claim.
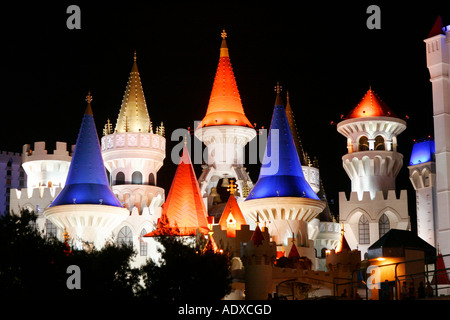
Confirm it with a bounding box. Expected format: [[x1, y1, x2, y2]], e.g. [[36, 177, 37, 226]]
[[46, 219, 58, 238], [379, 213, 390, 238], [117, 226, 133, 247], [132, 171, 142, 184], [375, 135, 385, 150], [358, 215, 370, 244], [358, 136, 369, 151], [140, 229, 148, 256], [149, 173, 155, 186], [115, 172, 125, 185]]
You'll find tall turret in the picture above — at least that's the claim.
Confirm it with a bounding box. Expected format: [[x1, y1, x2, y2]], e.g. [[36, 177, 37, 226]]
[[337, 88, 407, 200], [337, 88, 409, 255], [240, 86, 326, 254], [101, 52, 165, 214], [423, 16, 450, 262], [44, 94, 129, 249], [195, 30, 256, 208], [408, 138, 437, 246]]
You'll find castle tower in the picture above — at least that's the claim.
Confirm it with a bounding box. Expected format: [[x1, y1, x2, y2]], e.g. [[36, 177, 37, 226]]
[[240, 87, 326, 254], [285, 91, 320, 193], [101, 52, 165, 214], [9, 141, 72, 235], [144, 145, 209, 236], [337, 88, 409, 255], [240, 224, 277, 300], [408, 139, 437, 246], [337, 88, 407, 199], [195, 30, 256, 207], [44, 94, 129, 249], [424, 17, 450, 260]]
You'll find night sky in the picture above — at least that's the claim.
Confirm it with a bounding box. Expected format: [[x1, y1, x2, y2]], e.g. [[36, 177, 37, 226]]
[[3, 2, 449, 230]]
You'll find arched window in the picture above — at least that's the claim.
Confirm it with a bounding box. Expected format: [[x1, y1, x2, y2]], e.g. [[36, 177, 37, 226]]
[[117, 226, 133, 247], [132, 171, 142, 184], [140, 229, 148, 256], [46, 219, 58, 238], [359, 215, 370, 244], [358, 136, 369, 151], [379, 213, 390, 238], [115, 172, 125, 185], [148, 173, 155, 186], [375, 135, 385, 150]]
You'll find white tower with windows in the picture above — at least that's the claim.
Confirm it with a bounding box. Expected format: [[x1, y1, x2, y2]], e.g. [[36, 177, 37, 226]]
[[337, 88, 410, 256], [100, 53, 167, 266], [408, 139, 437, 246], [424, 17, 450, 261], [101, 52, 166, 215]]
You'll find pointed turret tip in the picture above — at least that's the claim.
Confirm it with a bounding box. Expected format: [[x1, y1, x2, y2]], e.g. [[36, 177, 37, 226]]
[[133, 50, 137, 62], [274, 82, 283, 106], [220, 29, 229, 57], [85, 91, 93, 115]]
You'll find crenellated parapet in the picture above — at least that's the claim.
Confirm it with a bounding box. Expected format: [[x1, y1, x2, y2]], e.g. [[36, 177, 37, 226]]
[[21, 142, 73, 189]]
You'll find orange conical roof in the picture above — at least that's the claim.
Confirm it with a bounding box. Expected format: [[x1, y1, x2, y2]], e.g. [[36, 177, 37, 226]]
[[346, 88, 398, 119], [148, 145, 209, 236], [218, 194, 247, 238], [199, 30, 253, 128], [335, 223, 351, 253]]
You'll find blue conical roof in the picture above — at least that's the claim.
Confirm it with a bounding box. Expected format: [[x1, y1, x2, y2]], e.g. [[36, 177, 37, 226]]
[[50, 96, 122, 207], [245, 92, 319, 201]]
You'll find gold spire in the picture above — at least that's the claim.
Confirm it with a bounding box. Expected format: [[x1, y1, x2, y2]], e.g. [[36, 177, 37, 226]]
[[115, 51, 151, 133], [285, 91, 308, 166]]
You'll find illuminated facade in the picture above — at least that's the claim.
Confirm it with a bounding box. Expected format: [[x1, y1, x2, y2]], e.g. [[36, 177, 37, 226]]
[[195, 31, 256, 207], [44, 95, 129, 249], [337, 88, 410, 256], [240, 88, 326, 264], [408, 139, 437, 246], [424, 17, 450, 267]]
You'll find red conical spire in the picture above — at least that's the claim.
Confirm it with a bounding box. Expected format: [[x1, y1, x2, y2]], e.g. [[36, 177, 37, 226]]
[[218, 194, 247, 238], [345, 88, 398, 119], [145, 145, 209, 236], [428, 16, 445, 38], [199, 30, 253, 128]]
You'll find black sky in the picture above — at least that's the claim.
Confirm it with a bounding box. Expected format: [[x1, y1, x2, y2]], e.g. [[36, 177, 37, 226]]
[[3, 2, 449, 228]]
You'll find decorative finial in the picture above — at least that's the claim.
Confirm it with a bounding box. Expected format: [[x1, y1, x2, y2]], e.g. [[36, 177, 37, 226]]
[[221, 29, 227, 39], [85, 92, 94, 115], [226, 179, 237, 195], [86, 91, 93, 104], [134, 50, 137, 62], [274, 82, 282, 94]]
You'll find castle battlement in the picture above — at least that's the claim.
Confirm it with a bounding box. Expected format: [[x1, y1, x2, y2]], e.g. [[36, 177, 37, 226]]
[[0, 151, 21, 158], [11, 186, 63, 201], [339, 189, 407, 203], [23, 142, 73, 162]]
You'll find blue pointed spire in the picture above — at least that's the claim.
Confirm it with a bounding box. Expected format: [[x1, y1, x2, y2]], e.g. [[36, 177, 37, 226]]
[[245, 87, 319, 201], [50, 93, 122, 207]]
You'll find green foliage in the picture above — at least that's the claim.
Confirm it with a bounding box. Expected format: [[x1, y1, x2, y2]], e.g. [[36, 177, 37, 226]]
[[0, 209, 139, 299], [0, 210, 232, 300], [138, 235, 232, 300]]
